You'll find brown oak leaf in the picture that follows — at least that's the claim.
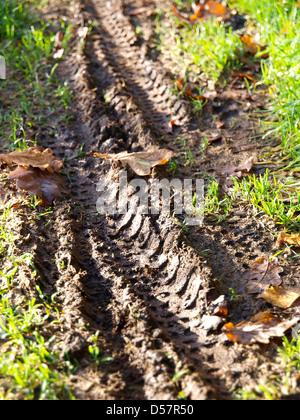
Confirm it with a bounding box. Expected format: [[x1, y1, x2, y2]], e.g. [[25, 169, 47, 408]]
[[95, 146, 176, 176], [8, 166, 65, 205], [0, 146, 63, 174], [276, 232, 300, 248], [243, 257, 283, 294], [220, 156, 255, 178], [223, 312, 300, 345], [261, 286, 300, 309]]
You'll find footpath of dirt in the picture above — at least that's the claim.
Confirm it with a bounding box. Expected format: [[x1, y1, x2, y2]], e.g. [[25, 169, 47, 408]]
[[3, 0, 300, 400]]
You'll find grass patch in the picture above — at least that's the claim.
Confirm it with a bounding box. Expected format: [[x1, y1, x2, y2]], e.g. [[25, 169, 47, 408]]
[[156, 6, 241, 83], [0, 203, 75, 400], [0, 0, 75, 400], [0, 0, 73, 151], [233, 171, 300, 229], [237, 334, 300, 400], [228, 0, 300, 164]]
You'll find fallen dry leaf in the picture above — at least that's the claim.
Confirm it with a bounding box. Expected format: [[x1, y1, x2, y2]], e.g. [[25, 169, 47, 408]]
[[190, 2, 204, 21], [243, 257, 283, 294], [173, 1, 231, 23], [203, 0, 230, 20], [231, 70, 257, 84], [177, 78, 217, 102], [161, 120, 176, 134], [261, 286, 300, 309], [53, 31, 64, 59], [0, 188, 7, 205], [95, 146, 176, 176], [74, 27, 89, 39], [220, 156, 254, 178], [201, 314, 223, 331], [240, 34, 268, 58], [277, 232, 300, 248], [0, 147, 63, 174], [200, 295, 228, 331], [171, 5, 192, 24], [126, 97, 133, 113], [8, 166, 65, 205], [211, 295, 228, 317], [223, 312, 300, 345], [177, 78, 205, 101], [1, 147, 65, 205]]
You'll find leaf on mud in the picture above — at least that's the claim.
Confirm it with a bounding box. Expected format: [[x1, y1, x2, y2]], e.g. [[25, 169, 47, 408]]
[[175, 1, 231, 23], [276, 232, 300, 248], [171, 5, 192, 24], [74, 27, 89, 39], [8, 166, 65, 205], [176, 78, 217, 102], [203, 0, 230, 20], [53, 31, 64, 59], [261, 286, 300, 309], [219, 156, 254, 178], [126, 96, 133, 113], [201, 314, 223, 331], [200, 295, 228, 331], [162, 120, 176, 134], [231, 70, 257, 83], [211, 295, 228, 317], [223, 312, 300, 345], [243, 257, 283, 295], [0, 147, 63, 174], [190, 3, 204, 21], [0, 188, 7, 205], [240, 34, 268, 58], [95, 146, 176, 176]]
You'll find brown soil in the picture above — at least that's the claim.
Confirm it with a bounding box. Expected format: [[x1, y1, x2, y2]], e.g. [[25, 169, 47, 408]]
[[3, 0, 300, 400]]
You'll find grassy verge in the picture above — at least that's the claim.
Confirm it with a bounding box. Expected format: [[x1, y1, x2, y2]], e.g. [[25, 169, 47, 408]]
[[228, 0, 300, 163], [0, 0, 75, 400], [157, 11, 241, 82], [157, 0, 300, 232]]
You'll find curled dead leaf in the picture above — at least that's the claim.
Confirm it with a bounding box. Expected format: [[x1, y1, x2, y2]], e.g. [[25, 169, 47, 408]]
[[277, 232, 300, 248], [171, 5, 192, 24], [95, 146, 176, 176], [190, 3, 204, 21], [203, 0, 230, 20]]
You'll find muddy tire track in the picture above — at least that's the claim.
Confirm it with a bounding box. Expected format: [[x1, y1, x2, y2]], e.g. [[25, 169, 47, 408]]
[[40, 0, 226, 398], [69, 0, 223, 397]]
